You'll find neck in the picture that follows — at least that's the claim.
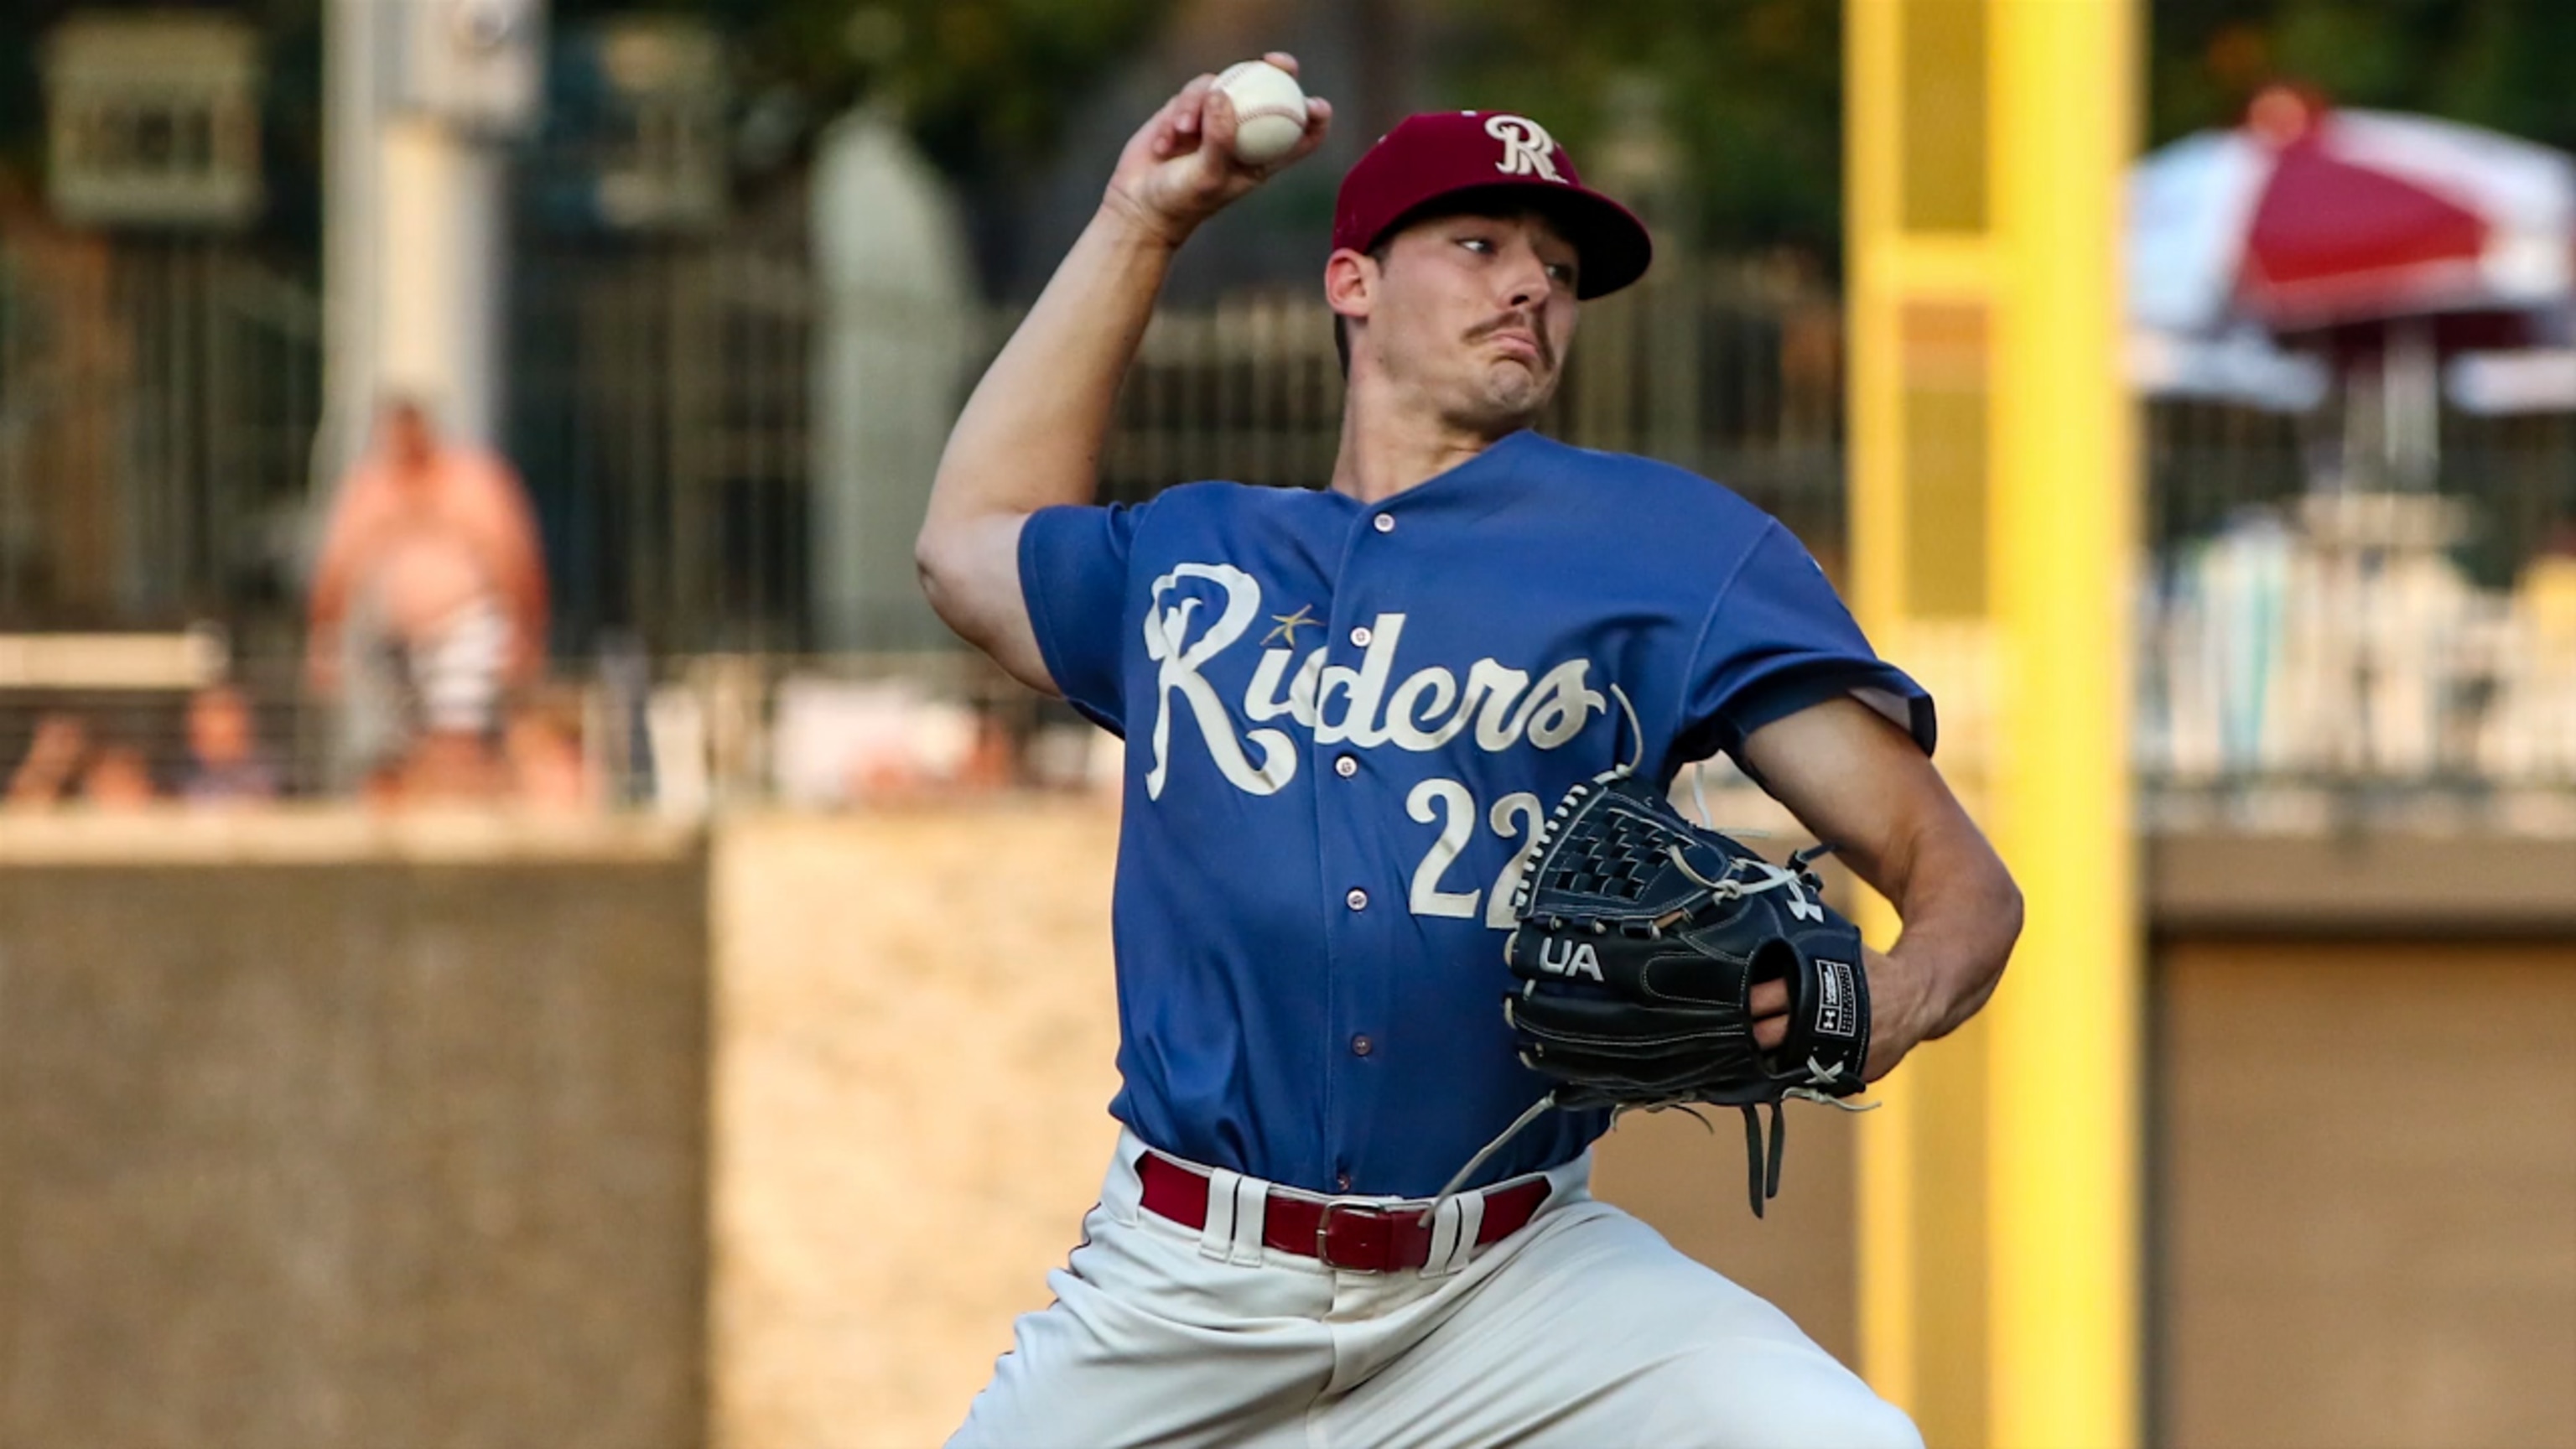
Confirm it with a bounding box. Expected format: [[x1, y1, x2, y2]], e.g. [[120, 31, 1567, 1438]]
[[1327, 368, 1516, 504]]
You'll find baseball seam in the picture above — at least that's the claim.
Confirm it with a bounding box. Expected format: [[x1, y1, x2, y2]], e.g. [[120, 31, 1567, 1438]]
[[1215, 65, 1308, 137]]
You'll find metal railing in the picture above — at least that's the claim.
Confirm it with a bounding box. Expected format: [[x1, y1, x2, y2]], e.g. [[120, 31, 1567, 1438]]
[[511, 242, 818, 655], [5, 225, 2573, 823], [0, 234, 320, 631], [1098, 255, 1849, 553]]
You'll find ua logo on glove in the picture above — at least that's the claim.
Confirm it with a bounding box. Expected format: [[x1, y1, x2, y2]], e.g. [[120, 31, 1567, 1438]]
[[1535, 937, 1603, 980], [1814, 958, 1857, 1037]]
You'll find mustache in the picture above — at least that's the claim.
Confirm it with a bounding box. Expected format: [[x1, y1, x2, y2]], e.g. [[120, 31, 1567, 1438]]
[[1465, 313, 1555, 368]]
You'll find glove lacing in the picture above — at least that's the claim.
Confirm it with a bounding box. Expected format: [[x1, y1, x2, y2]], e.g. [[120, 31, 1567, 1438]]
[[1430, 709, 1872, 1228], [1418, 1073, 1875, 1228], [1665, 841, 1834, 921]]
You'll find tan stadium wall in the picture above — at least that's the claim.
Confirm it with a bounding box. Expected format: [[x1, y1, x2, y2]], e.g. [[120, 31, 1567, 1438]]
[[705, 803, 1858, 1448], [2153, 937, 2576, 1449], [23, 807, 2564, 1449], [0, 803, 1882, 1449], [0, 813, 710, 1449], [709, 805, 1126, 1448], [2148, 834, 2576, 1449]]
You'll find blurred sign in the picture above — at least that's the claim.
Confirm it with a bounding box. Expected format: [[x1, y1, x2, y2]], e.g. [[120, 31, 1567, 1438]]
[[0, 627, 227, 690], [529, 18, 727, 234], [41, 13, 264, 231]]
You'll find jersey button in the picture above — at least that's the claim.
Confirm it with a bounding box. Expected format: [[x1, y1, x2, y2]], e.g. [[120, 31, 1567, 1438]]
[[1373, 514, 1395, 534], [1351, 1033, 1374, 1057], [1349, 625, 1373, 648], [1334, 755, 1358, 778], [1336, 1171, 1353, 1192], [1345, 888, 1368, 911]]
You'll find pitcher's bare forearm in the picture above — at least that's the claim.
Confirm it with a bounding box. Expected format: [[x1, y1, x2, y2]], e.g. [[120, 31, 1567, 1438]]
[[913, 205, 1180, 687], [1740, 697, 2023, 1078], [927, 201, 1179, 538], [915, 58, 1330, 691]]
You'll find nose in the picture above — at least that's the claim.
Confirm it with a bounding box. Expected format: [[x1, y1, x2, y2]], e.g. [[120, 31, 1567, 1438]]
[[1499, 241, 1554, 313]]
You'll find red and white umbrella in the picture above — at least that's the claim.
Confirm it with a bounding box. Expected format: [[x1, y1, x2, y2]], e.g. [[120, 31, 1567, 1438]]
[[2129, 88, 2575, 426], [2131, 87, 2573, 339]]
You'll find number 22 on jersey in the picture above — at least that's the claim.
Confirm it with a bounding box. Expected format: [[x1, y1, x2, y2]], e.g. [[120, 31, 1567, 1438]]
[[1405, 779, 1545, 928]]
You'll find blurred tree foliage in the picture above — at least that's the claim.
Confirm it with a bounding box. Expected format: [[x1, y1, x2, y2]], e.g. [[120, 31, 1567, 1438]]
[[1420, 0, 2576, 271], [0, 0, 1170, 236], [2148, 0, 2576, 150], [4, 0, 2572, 262], [1422, 0, 1844, 261], [558, 0, 1173, 187]]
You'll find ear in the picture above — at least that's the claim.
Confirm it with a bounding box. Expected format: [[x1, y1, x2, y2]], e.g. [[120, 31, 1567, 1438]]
[[1324, 247, 1376, 324]]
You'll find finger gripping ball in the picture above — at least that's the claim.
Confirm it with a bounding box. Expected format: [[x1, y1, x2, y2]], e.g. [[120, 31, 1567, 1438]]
[[1213, 60, 1309, 166]]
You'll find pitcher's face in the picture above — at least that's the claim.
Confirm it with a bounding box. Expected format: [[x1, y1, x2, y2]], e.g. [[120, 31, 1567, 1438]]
[[1353, 207, 1581, 434]]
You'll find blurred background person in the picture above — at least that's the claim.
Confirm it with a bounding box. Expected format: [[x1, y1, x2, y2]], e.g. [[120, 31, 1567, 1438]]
[[503, 690, 596, 812], [6, 711, 91, 808], [306, 396, 550, 802], [178, 683, 280, 808], [77, 738, 158, 808]]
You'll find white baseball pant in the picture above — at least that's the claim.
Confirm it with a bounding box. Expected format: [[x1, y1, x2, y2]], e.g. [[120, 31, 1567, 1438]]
[[948, 1130, 1920, 1449]]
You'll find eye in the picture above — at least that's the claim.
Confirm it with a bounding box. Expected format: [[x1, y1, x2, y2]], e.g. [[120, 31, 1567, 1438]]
[[1457, 235, 1495, 255], [1545, 262, 1576, 285]]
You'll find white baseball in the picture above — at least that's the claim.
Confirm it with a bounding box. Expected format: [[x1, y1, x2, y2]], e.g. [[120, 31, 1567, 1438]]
[[1213, 60, 1310, 166]]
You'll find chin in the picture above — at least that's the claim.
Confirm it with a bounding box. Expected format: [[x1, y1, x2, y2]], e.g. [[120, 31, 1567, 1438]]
[[1456, 368, 1554, 433]]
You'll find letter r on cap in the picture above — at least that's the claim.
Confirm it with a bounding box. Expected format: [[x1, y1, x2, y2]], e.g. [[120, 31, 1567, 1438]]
[[1485, 115, 1564, 182]]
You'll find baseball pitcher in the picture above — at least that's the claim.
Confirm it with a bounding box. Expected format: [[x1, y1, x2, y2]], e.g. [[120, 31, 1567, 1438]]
[[916, 55, 2023, 1448]]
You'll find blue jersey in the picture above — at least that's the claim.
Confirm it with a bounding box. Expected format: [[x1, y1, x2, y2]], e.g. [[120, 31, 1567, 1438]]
[[1021, 429, 1935, 1197]]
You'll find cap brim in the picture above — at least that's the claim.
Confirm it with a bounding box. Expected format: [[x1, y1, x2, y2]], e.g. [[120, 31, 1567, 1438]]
[[1372, 180, 1654, 299]]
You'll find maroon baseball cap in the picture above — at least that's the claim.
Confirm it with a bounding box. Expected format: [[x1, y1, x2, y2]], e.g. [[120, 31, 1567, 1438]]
[[1332, 111, 1653, 299]]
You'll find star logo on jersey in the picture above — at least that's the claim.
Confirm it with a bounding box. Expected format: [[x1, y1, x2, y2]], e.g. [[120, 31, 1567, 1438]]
[[1264, 604, 1319, 648]]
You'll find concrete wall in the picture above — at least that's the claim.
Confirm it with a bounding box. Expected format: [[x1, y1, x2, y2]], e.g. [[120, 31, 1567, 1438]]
[[710, 807, 1126, 1448], [0, 814, 709, 1449], [2155, 937, 2576, 1449], [2148, 834, 2576, 1448], [704, 804, 1860, 1448], [32, 806, 2567, 1449]]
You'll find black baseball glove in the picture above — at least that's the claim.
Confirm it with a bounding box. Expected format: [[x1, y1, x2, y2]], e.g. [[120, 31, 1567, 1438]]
[[1495, 768, 1873, 1217]]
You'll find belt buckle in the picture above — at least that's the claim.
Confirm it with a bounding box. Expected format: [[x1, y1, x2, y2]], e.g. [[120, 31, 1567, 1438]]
[[1313, 1199, 1391, 1273]]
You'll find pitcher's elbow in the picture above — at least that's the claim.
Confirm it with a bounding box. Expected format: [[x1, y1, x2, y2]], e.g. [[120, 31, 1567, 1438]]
[[913, 533, 966, 633], [1986, 870, 2026, 992], [914, 512, 964, 593]]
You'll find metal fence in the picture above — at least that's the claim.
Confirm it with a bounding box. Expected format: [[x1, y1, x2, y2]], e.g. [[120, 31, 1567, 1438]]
[[5, 226, 2574, 819], [1101, 255, 1849, 553], [2141, 398, 2576, 824], [2148, 400, 2576, 589], [0, 234, 320, 633], [511, 242, 818, 656]]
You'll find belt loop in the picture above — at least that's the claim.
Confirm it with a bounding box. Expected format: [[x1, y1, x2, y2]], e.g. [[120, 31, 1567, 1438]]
[[1227, 1174, 1268, 1266], [1420, 1197, 1462, 1277], [1197, 1167, 1243, 1263], [1421, 1189, 1487, 1277]]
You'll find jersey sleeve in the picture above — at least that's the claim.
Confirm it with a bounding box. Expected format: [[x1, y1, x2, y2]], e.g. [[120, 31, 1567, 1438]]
[[1677, 520, 1937, 767], [1018, 501, 1142, 735]]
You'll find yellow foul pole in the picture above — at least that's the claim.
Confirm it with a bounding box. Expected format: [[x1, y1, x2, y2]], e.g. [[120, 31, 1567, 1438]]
[[1847, 2, 2140, 1445], [1987, 2, 2142, 1446]]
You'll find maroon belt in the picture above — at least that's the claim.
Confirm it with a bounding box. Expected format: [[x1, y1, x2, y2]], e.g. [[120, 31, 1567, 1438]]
[[1137, 1152, 1550, 1273]]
